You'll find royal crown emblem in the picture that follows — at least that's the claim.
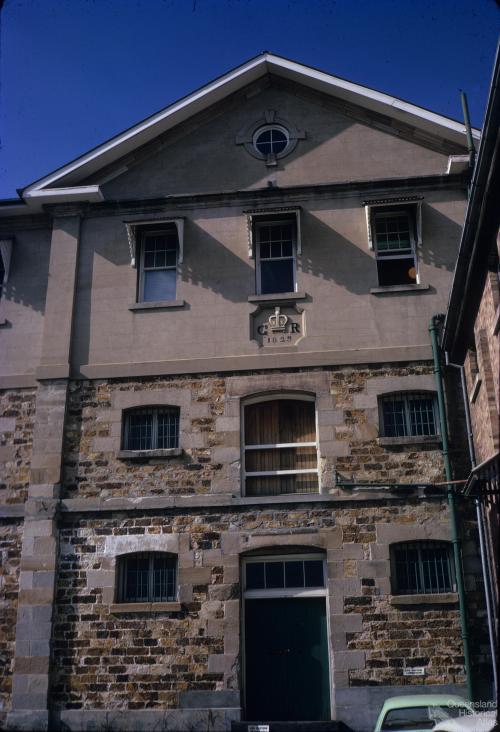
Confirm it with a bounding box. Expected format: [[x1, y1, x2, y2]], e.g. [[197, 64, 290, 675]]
[[268, 306, 288, 333]]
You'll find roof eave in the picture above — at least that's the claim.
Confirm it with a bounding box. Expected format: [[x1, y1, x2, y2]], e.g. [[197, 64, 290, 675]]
[[22, 53, 478, 198]]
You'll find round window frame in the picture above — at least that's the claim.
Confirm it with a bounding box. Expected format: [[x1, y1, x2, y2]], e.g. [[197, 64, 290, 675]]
[[252, 125, 290, 158]]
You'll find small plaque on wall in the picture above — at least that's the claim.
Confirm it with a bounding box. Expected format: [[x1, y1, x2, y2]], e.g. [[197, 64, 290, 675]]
[[251, 304, 305, 348], [403, 667, 426, 676]]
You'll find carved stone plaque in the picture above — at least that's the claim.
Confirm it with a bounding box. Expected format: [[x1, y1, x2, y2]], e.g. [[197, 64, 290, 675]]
[[251, 304, 305, 348]]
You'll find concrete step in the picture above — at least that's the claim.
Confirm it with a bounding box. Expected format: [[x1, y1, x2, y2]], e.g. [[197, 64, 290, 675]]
[[232, 722, 354, 732]]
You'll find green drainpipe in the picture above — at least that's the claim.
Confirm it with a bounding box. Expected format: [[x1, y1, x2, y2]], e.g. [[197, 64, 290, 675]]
[[429, 315, 473, 700]]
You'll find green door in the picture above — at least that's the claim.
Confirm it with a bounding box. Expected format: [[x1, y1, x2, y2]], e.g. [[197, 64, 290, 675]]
[[244, 597, 330, 721]]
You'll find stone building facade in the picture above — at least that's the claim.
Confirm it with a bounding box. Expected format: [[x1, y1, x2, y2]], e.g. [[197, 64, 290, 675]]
[[0, 54, 488, 730]]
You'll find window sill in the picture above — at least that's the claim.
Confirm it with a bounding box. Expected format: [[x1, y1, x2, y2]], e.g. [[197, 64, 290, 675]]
[[378, 435, 441, 446], [370, 284, 429, 295], [117, 448, 183, 460], [110, 602, 182, 614], [129, 300, 186, 311], [248, 291, 308, 304], [390, 593, 458, 606]]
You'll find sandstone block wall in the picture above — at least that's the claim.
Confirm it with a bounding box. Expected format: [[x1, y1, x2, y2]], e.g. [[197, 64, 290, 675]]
[[62, 364, 450, 502], [0, 389, 36, 505], [0, 520, 23, 726], [50, 500, 476, 712]]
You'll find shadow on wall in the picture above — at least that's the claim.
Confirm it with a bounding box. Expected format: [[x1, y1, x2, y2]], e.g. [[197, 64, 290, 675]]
[[98, 77, 355, 198], [1, 228, 51, 315]]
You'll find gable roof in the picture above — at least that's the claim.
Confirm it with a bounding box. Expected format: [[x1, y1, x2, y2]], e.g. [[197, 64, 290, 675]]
[[5, 52, 481, 212]]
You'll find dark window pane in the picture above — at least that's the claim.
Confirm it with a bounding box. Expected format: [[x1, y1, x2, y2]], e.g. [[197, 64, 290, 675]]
[[377, 257, 416, 286], [120, 553, 176, 603], [260, 259, 294, 294], [265, 562, 284, 589], [127, 412, 153, 450], [157, 409, 179, 449], [408, 397, 436, 436], [124, 554, 150, 601], [382, 398, 407, 437], [304, 560, 324, 587], [285, 561, 304, 588], [144, 269, 176, 301], [246, 563, 265, 590]]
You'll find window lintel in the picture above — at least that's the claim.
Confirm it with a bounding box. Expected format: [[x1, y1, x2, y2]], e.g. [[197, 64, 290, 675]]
[[124, 217, 185, 267], [244, 207, 302, 259], [362, 197, 423, 251]]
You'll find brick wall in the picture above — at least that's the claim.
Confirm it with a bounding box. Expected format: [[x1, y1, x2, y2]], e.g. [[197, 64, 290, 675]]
[[465, 271, 500, 463]]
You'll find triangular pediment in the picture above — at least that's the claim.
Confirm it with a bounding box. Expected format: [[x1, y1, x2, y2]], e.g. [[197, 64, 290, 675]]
[[7, 53, 479, 210]]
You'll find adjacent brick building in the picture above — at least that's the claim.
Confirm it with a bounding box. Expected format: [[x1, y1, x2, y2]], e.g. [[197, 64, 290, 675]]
[[0, 54, 489, 730]]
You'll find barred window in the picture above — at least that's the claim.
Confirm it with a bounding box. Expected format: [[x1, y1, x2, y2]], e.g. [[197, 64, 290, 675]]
[[243, 396, 318, 496], [122, 407, 179, 451], [391, 541, 454, 595], [380, 392, 438, 438], [117, 552, 177, 603]]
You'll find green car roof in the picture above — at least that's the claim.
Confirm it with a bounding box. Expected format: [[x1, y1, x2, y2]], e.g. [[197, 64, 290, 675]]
[[380, 694, 470, 711]]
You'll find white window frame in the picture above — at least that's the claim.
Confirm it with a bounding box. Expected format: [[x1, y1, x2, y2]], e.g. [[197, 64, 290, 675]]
[[138, 228, 179, 303], [241, 393, 320, 497], [379, 391, 439, 438], [364, 199, 422, 251], [255, 219, 298, 295], [124, 218, 184, 268], [373, 209, 420, 285], [122, 406, 180, 451]]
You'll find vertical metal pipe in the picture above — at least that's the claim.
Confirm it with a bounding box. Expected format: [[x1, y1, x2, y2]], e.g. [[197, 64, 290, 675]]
[[476, 498, 499, 697], [447, 356, 498, 700], [460, 91, 476, 171], [429, 315, 473, 700]]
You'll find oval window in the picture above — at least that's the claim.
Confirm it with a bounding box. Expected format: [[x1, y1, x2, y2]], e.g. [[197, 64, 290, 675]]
[[253, 125, 289, 156]]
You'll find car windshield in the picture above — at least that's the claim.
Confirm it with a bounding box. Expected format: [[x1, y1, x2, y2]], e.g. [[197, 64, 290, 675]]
[[381, 705, 471, 730]]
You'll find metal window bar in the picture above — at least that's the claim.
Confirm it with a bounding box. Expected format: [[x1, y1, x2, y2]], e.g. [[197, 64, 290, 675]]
[[382, 393, 438, 437], [118, 553, 177, 602], [124, 407, 179, 450], [393, 542, 453, 594]]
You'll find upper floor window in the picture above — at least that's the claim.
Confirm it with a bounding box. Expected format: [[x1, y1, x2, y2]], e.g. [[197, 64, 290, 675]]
[[116, 552, 177, 603], [122, 406, 179, 451], [379, 392, 438, 438], [139, 226, 178, 302], [256, 220, 296, 294], [373, 209, 418, 286], [391, 541, 454, 595], [243, 396, 318, 496]]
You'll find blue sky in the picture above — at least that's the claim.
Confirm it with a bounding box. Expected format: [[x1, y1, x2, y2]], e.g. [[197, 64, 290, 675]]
[[0, 0, 498, 199]]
